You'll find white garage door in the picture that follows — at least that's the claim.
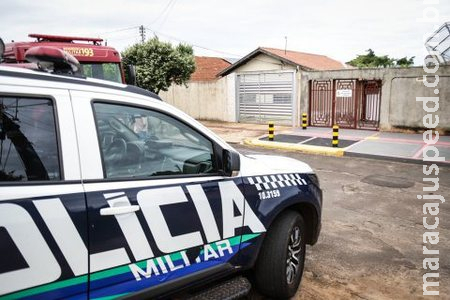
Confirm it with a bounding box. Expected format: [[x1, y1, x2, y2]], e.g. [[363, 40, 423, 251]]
[[237, 71, 294, 125]]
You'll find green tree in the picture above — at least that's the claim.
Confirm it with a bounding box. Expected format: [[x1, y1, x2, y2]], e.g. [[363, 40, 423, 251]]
[[347, 49, 414, 68], [395, 56, 415, 67], [122, 37, 196, 94]]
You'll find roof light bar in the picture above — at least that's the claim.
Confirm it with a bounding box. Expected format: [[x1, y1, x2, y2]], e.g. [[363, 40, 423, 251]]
[[25, 46, 81, 74]]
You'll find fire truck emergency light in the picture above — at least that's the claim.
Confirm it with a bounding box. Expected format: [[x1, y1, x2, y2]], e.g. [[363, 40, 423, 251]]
[[24, 46, 81, 75]]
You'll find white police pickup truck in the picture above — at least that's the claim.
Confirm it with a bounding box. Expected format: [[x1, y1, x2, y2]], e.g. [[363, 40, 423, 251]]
[[0, 46, 322, 300]]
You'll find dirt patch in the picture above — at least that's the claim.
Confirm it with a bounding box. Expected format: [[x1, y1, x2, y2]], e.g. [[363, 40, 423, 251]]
[[199, 120, 291, 144], [295, 270, 428, 300], [361, 174, 415, 188]]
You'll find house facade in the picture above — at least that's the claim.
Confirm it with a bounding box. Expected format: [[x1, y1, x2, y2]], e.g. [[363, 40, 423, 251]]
[[218, 47, 345, 126], [160, 49, 450, 132]]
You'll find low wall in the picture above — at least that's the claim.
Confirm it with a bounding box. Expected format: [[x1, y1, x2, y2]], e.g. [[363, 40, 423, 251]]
[[159, 75, 236, 122], [300, 66, 450, 131], [161, 66, 448, 132]]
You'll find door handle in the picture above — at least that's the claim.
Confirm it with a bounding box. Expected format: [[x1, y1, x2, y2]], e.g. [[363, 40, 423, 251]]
[[100, 205, 140, 216]]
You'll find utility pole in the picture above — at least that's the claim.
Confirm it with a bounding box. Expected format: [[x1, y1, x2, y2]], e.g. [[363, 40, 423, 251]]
[[139, 25, 146, 43]]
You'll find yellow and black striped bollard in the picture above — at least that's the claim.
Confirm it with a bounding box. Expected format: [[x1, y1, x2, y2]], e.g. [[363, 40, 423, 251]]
[[302, 113, 307, 130], [268, 122, 274, 141], [332, 125, 339, 147]]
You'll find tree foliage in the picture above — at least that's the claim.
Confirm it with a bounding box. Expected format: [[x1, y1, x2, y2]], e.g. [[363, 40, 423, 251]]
[[395, 56, 415, 67], [122, 37, 196, 94], [347, 49, 415, 68]]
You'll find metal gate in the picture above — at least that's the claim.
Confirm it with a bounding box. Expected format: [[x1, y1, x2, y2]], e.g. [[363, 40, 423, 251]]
[[309, 80, 333, 127], [334, 79, 358, 128], [358, 80, 382, 129], [309, 79, 381, 129], [237, 72, 294, 125]]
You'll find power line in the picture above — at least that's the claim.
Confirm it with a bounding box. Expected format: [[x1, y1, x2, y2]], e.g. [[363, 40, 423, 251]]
[[97, 25, 140, 36], [149, 0, 176, 26], [108, 35, 140, 42], [145, 26, 243, 58], [144, 27, 288, 67], [97, 25, 283, 67], [155, 0, 178, 31], [143, 27, 285, 67]]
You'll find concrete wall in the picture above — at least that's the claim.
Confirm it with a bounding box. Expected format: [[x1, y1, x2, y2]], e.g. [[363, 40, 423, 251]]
[[159, 74, 237, 122], [161, 59, 449, 132], [299, 66, 450, 131]]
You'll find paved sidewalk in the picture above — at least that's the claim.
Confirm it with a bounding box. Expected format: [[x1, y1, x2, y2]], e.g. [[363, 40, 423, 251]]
[[200, 120, 289, 143], [200, 120, 450, 165]]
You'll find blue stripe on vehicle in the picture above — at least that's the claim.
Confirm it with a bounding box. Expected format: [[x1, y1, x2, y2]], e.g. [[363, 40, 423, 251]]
[[89, 244, 243, 299], [1, 234, 261, 300]]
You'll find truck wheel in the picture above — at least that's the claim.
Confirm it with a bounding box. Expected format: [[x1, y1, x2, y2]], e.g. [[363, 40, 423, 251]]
[[254, 211, 306, 299]]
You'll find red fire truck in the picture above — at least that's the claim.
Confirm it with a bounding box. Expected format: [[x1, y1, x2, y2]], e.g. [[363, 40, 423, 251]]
[[1, 33, 126, 83]]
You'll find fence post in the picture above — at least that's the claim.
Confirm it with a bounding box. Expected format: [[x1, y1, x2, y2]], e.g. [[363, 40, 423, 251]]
[[302, 113, 307, 130], [332, 125, 339, 147], [268, 122, 274, 141]]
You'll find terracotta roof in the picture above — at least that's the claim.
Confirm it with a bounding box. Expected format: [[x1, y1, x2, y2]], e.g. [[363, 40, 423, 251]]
[[218, 47, 345, 76], [261, 47, 345, 70], [190, 56, 231, 81]]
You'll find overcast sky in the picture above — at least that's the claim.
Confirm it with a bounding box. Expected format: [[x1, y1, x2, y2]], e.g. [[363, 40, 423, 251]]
[[1, 0, 449, 65]]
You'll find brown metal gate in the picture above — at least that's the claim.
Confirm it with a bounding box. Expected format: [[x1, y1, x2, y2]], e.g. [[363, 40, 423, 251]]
[[358, 80, 382, 129], [309, 79, 381, 129], [309, 80, 333, 127], [334, 79, 357, 128]]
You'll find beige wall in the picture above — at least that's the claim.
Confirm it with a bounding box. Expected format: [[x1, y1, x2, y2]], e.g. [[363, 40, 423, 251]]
[[160, 53, 299, 125], [389, 75, 450, 130], [231, 53, 296, 73], [159, 74, 236, 122]]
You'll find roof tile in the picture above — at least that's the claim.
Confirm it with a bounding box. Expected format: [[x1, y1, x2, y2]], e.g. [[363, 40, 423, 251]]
[[261, 47, 345, 70], [191, 56, 231, 81]]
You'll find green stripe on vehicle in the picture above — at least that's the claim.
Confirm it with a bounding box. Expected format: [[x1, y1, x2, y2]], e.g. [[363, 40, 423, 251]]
[[90, 249, 182, 281], [241, 233, 261, 243], [92, 292, 129, 300], [91, 234, 259, 281], [198, 233, 261, 255]]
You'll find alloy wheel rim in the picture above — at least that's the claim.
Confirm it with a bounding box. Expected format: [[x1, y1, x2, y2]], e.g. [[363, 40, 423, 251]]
[[286, 226, 301, 284]]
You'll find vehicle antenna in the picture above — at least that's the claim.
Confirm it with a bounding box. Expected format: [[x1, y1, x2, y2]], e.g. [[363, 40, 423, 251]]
[[284, 36, 287, 54]]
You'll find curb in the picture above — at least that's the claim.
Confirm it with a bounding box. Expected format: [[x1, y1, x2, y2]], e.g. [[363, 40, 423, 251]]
[[344, 152, 450, 167], [244, 138, 450, 167], [244, 138, 345, 157]]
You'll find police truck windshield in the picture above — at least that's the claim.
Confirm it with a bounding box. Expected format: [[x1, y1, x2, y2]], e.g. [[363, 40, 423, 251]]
[[80, 63, 122, 83]]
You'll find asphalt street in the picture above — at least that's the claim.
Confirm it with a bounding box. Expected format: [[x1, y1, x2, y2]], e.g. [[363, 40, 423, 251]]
[[234, 144, 450, 300]]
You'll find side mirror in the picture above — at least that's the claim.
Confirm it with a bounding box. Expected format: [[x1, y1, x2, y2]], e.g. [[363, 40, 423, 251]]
[[125, 64, 137, 86], [223, 149, 240, 177]]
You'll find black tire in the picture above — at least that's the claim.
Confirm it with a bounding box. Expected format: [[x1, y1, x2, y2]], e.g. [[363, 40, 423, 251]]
[[253, 211, 306, 299]]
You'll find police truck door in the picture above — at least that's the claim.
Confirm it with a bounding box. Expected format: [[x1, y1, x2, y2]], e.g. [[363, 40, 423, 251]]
[[0, 87, 88, 299], [70, 90, 247, 299]]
